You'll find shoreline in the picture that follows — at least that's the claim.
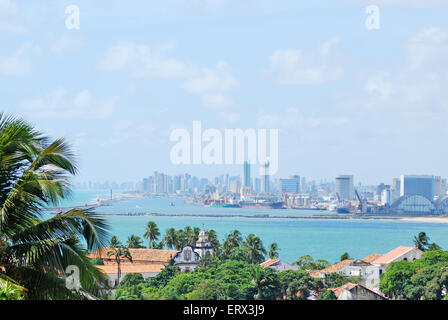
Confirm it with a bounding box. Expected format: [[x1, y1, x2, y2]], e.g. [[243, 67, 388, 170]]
[[399, 217, 448, 224], [94, 211, 448, 223]]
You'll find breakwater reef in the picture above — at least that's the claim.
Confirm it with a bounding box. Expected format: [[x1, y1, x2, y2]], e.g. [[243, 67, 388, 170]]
[[99, 211, 406, 220]]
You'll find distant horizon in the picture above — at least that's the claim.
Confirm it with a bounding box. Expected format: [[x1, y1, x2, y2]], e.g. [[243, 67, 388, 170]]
[[2, 1, 448, 185]]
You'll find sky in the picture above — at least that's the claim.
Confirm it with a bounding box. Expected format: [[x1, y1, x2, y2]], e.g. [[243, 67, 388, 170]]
[[1, 0, 448, 185]]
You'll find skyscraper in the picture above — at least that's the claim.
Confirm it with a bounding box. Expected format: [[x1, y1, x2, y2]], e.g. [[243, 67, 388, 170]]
[[280, 175, 301, 194], [335, 175, 354, 200], [242, 161, 251, 189], [400, 175, 435, 201], [261, 161, 270, 194]]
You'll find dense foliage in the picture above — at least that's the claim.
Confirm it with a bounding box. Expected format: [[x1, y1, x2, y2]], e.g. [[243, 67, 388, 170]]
[[380, 250, 448, 300]]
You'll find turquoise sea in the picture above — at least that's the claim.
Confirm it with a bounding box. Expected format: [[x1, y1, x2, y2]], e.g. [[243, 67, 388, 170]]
[[60, 190, 448, 264]]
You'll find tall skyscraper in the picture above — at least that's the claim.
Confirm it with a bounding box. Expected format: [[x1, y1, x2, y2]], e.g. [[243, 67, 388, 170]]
[[335, 175, 354, 200], [242, 161, 251, 189], [400, 175, 435, 201], [261, 161, 270, 194]]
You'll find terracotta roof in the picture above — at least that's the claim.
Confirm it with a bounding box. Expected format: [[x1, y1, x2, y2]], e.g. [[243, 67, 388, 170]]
[[308, 270, 321, 277], [362, 254, 383, 263], [88, 248, 178, 263], [329, 282, 387, 300], [319, 259, 354, 274], [329, 282, 358, 298], [97, 263, 166, 275], [260, 259, 280, 267], [372, 246, 417, 265]]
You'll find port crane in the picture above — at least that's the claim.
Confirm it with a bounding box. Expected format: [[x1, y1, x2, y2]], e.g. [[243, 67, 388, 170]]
[[354, 189, 369, 214]]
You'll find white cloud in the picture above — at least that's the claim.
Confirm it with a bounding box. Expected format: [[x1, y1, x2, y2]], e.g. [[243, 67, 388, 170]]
[[267, 37, 344, 85], [99, 41, 197, 78], [181, 61, 238, 108], [100, 41, 238, 108], [365, 27, 448, 116], [19, 89, 119, 119], [0, 43, 39, 76], [0, 0, 26, 34], [50, 35, 83, 56]]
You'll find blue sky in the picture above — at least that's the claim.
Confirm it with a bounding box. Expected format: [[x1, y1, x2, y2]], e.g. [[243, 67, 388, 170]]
[[1, 0, 448, 185]]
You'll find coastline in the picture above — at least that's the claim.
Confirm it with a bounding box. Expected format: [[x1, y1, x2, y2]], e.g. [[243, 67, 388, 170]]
[[399, 217, 448, 224]]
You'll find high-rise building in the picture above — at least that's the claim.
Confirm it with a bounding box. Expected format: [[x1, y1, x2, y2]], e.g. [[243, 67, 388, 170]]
[[391, 177, 401, 202], [335, 175, 354, 200], [229, 180, 241, 194], [261, 162, 270, 194], [280, 176, 301, 194], [254, 178, 261, 194], [400, 175, 435, 201], [242, 161, 251, 190], [434, 176, 447, 198]]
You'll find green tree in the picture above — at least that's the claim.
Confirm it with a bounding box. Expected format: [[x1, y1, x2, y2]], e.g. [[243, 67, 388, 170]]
[[107, 239, 133, 287], [119, 273, 145, 288], [414, 232, 430, 251], [126, 234, 145, 248], [250, 266, 280, 300], [268, 242, 279, 259], [243, 234, 266, 264], [0, 114, 110, 299], [277, 269, 322, 300], [319, 290, 337, 300], [428, 243, 442, 252], [207, 229, 221, 256], [143, 221, 160, 248], [222, 230, 242, 256], [185, 279, 227, 300], [163, 228, 177, 249], [149, 266, 179, 289], [293, 255, 330, 270], [340, 252, 351, 261]]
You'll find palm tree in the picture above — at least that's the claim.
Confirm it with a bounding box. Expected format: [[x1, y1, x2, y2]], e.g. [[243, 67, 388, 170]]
[[126, 234, 144, 248], [223, 230, 242, 256], [143, 221, 160, 248], [244, 234, 266, 264], [414, 232, 430, 251], [107, 242, 132, 288], [0, 114, 110, 299], [268, 242, 279, 260], [163, 228, 177, 249], [207, 229, 221, 256]]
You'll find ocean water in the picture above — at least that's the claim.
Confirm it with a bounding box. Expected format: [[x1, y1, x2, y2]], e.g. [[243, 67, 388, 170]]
[[60, 191, 448, 264]]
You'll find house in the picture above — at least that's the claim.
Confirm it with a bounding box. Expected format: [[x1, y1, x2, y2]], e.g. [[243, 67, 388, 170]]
[[88, 247, 178, 286], [371, 246, 423, 275], [309, 246, 423, 291], [260, 259, 298, 271], [329, 282, 387, 300]]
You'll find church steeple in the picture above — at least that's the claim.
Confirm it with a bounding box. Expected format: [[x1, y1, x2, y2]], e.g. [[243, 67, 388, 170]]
[[194, 228, 214, 258]]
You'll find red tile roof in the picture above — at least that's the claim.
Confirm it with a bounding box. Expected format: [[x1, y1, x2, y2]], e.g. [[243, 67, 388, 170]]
[[329, 282, 358, 298], [318, 259, 354, 274], [260, 259, 280, 267], [88, 248, 178, 264], [97, 263, 167, 275], [361, 254, 383, 263], [372, 246, 416, 265]]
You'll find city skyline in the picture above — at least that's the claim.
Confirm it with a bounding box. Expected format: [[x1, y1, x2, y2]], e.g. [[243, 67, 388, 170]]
[[2, 1, 448, 184]]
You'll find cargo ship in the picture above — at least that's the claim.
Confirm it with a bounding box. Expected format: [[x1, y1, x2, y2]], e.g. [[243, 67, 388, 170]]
[[210, 203, 241, 208], [239, 201, 285, 209]]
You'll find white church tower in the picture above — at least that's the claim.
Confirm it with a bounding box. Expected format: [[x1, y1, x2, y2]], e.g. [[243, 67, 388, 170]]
[[194, 228, 214, 258]]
